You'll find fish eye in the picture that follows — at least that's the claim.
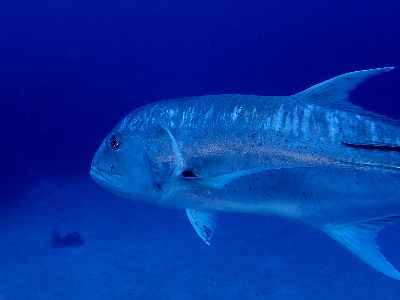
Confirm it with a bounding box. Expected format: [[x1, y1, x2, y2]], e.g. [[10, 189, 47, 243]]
[[110, 135, 121, 150]]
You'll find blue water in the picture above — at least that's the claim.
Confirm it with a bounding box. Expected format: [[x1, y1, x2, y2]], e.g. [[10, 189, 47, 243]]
[[1, 1, 400, 299]]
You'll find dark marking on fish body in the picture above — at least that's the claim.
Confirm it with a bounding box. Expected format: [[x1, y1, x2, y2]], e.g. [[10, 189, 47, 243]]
[[342, 142, 400, 152], [302, 191, 307, 201], [181, 170, 198, 177]]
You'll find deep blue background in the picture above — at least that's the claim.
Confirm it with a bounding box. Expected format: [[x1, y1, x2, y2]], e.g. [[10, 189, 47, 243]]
[[1, 0, 399, 198]]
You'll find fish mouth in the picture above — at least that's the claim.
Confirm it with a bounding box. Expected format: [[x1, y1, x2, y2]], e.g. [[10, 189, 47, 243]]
[[90, 168, 108, 184], [90, 167, 130, 199], [90, 168, 113, 184], [90, 167, 104, 179], [90, 167, 121, 186]]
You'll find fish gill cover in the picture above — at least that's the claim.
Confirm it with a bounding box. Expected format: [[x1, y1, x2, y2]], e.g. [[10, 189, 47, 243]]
[[0, 0, 400, 299]]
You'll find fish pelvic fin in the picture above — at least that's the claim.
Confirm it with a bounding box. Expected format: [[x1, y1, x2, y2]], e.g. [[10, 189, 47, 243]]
[[186, 209, 218, 245], [323, 216, 400, 280], [294, 67, 394, 113]]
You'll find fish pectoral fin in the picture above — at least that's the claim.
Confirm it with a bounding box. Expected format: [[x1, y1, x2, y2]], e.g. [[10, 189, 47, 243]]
[[199, 170, 254, 189], [186, 209, 218, 245], [180, 167, 269, 189], [196, 167, 280, 189], [324, 216, 400, 280]]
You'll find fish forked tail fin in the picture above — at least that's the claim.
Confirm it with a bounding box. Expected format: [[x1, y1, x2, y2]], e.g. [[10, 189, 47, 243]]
[[323, 216, 400, 280]]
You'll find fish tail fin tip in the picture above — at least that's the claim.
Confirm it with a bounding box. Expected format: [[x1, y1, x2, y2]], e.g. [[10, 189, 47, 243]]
[[324, 216, 400, 280], [294, 67, 395, 112]]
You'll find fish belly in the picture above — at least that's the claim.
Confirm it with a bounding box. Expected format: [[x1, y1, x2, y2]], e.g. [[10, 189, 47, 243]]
[[179, 166, 400, 228]]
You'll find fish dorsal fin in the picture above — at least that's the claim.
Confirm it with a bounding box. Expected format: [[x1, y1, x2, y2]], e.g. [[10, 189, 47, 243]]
[[186, 209, 218, 245], [294, 67, 394, 111], [324, 216, 400, 280]]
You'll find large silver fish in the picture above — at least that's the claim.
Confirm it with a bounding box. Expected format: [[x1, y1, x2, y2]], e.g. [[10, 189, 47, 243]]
[[91, 67, 400, 279]]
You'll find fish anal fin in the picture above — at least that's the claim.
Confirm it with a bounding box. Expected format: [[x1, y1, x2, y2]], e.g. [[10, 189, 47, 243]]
[[324, 216, 400, 280], [186, 209, 218, 245]]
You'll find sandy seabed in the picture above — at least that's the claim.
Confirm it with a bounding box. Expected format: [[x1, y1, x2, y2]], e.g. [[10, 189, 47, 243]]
[[0, 177, 400, 300]]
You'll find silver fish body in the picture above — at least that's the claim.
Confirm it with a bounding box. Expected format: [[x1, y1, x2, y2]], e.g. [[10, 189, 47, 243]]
[[91, 67, 400, 279]]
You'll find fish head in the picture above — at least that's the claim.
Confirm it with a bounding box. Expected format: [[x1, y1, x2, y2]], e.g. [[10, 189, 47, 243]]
[[90, 121, 177, 203]]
